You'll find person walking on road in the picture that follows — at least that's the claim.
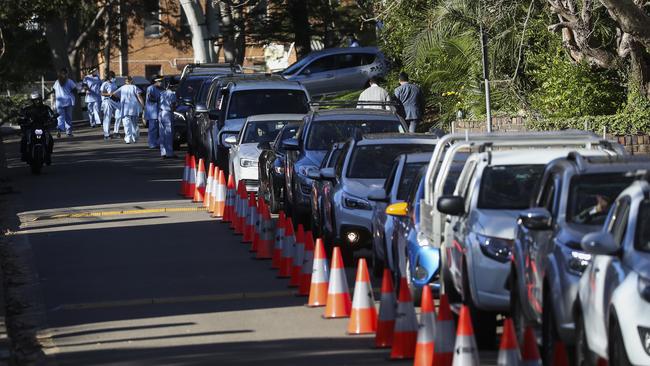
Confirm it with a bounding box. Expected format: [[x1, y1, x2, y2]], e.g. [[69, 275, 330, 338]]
[[158, 80, 177, 158], [52, 68, 77, 138], [82, 69, 102, 128], [357, 76, 392, 110], [145, 75, 162, 149], [100, 71, 118, 140], [394, 72, 424, 132], [112, 76, 144, 144]]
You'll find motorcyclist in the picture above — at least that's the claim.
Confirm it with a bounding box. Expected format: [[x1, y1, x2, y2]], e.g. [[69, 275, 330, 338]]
[[19, 92, 55, 165]]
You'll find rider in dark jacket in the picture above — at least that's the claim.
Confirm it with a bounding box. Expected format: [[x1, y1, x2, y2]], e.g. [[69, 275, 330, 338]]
[[20, 92, 55, 164]]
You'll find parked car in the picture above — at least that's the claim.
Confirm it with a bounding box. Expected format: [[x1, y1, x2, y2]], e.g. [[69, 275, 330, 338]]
[[509, 152, 649, 363], [283, 107, 407, 224], [258, 122, 302, 213], [316, 133, 437, 265], [228, 114, 305, 192], [574, 173, 650, 366], [280, 47, 388, 97], [203, 76, 311, 173], [310, 143, 345, 239], [368, 152, 432, 278]]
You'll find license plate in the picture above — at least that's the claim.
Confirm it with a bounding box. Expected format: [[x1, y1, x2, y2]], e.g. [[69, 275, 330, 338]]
[[35, 129, 43, 136]]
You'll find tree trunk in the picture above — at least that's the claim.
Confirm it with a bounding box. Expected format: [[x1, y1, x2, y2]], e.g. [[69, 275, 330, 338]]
[[206, 1, 220, 62], [231, 2, 246, 65], [629, 41, 650, 100], [287, 0, 310, 57], [219, 1, 236, 63], [179, 0, 215, 63]]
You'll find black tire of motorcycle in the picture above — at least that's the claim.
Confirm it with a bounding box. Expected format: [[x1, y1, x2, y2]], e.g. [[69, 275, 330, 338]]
[[31, 146, 43, 175]]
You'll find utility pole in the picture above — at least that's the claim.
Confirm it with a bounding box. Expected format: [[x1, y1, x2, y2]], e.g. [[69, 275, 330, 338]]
[[479, 23, 492, 133]]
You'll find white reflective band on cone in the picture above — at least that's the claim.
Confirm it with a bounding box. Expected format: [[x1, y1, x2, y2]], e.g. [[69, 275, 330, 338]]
[[393, 301, 418, 332], [311, 258, 329, 283], [327, 268, 349, 294], [416, 312, 435, 343], [377, 292, 396, 321], [351, 278, 374, 308], [452, 335, 479, 366]]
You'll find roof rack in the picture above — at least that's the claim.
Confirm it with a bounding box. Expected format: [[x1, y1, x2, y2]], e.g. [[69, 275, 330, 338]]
[[567, 152, 650, 172], [309, 100, 399, 109], [180, 63, 243, 79]]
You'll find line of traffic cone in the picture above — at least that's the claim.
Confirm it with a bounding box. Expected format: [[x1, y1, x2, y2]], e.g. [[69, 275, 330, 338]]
[[271, 212, 285, 269], [289, 225, 305, 287], [375, 269, 396, 348], [297, 233, 314, 296], [222, 174, 235, 222], [255, 203, 274, 259], [185, 155, 196, 199], [497, 318, 521, 365], [243, 192, 255, 243], [347, 258, 376, 335], [414, 285, 436, 366], [233, 181, 246, 234], [307, 238, 328, 307], [211, 170, 226, 218], [204, 162, 215, 209], [278, 217, 295, 278], [452, 305, 479, 366], [433, 293, 455, 366], [323, 246, 351, 319], [192, 158, 206, 203], [250, 197, 262, 251], [390, 277, 418, 360]]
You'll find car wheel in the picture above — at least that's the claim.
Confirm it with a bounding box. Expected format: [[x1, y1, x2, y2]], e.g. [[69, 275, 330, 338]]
[[509, 268, 527, 342], [269, 182, 280, 214], [608, 313, 632, 366], [575, 308, 597, 366], [405, 254, 422, 305], [371, 245, 385, 279], [542, 290, 573, 364], [463, 262, 497, 350]]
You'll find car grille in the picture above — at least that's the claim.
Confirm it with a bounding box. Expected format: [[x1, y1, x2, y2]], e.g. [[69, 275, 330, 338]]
[[243, 179, 259, 188]]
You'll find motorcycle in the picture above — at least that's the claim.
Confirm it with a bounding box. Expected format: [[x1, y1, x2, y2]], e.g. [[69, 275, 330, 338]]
[[20, 115, 55, 175]]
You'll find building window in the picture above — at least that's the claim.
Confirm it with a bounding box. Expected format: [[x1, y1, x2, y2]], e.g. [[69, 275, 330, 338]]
[[144, 0, 161, 38], [145, 65, 162, 80]]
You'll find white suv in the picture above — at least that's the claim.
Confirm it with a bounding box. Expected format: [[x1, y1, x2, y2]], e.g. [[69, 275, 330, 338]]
[[575, 173, 650, 365]]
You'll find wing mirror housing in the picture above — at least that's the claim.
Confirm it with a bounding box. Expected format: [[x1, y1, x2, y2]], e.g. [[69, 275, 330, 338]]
[[319, 167, 335, 180], [224, 135, 237, 145], [518, 208, 552, 230], [581, 231, 619, 255], [386, 202, 408, 217], [437, 195, 465, 216], [367, 189, 389, 202], [307, 170, 321, 180], [194, 103, 208, 113], [282, 138, 300, 151]]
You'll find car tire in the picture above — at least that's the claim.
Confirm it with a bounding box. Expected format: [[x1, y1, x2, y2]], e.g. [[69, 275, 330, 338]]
[[371, 246, 384, 279], [542, 289, 574, 364], [462, 263, 497, 350], [608, 312, 632, 366], [509, 267, 527, 342], [269, 182, 280, 214], [341, 245, 354, 268], [575, 308, 597, 366]]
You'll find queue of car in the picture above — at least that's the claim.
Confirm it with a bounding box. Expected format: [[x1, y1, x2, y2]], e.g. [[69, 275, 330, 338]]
[[177, 51, 649, 365]]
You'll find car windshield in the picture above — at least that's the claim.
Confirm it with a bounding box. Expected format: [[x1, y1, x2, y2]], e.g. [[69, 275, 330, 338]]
[[347, 144, 435, 179], [241, 120, 289, 144], [227, 90, 309, 119], [282, 57, 312, 76], [176, 77, 207, 100], [306, 120, 404, 150], [397, 162, 427, 200], [637, 199, 650, 252], [568, 173, 635, 226], [478, 165, 545, 210]]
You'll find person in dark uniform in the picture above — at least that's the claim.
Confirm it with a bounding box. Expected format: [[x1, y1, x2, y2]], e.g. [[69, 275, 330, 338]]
[[19, 92, 56, 164]]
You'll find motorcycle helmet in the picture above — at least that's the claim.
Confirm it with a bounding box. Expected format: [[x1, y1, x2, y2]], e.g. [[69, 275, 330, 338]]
[[30, 91, 42, 104]]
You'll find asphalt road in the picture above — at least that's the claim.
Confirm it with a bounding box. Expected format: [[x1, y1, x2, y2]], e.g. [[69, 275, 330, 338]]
[[2, 126, 497, 365]]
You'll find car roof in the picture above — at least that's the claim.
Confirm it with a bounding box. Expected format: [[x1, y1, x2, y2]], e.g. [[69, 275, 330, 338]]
[[246, 113, 306, 122], [476, 148, 609, 166], [357, 133, 438, 146], [363, 132, 437, 140], [229, 78, 306, 91], [311, 108, 400, 120], [551, 152, 650, 174], [302, 46, 380, 59]]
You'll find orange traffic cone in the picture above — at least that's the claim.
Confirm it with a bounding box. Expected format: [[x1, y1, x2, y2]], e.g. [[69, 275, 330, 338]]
[[323, 247, 351, 318], [297, 233, 314, 296], [390, 277, 418, 359], [211, 170, 226, 218], [232, 180, 241, 231], [185, 156, 196, 199], [414, 285, 436, 366], [278, 217, 295, 278], [347, 258, 377, 335], [223, 174, 235, 222], [432, 294, 455, 366], [251, 198, 262, 252], [451, 305, 479, 366], [255, 203, 274, 259], [289, 224, 305, 287], [375, 269, 396, 348], [497, 318, 521, 365], [192, 158, 206, 203], [271, 212, 285, 269], [235, 181, 246, 234], [552, 341, 570, 366], [204, 163, 214, 209], [307, 238, 328, 307], [243, 192, 255, 243], [180, 153, 190, 196], [521, 326, 541, 366]]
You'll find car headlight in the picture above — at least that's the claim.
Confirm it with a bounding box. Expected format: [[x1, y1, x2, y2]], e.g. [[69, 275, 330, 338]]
[[173, 111, 186, 121], [240, 158, 258, 168], [417, 231, 430, 247], [638, 275, 650, 302], [274, 166, 284, 174], [343, 194, 372, 211], [296, 164, 319, 177], [566, 250, 592, 275], [475, 233, 513, 263]]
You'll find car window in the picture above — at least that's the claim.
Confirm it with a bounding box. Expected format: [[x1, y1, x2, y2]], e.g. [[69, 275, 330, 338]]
[[282, 57, 312, 76], [538, 175, 556, 214], [397, 162, 427, 201], [636, 198, 650, 253], [334, 142, 350, 179], [346, 144, 435, 179], [607, 197, 630, 247], [226, 90, 309, 119], [326, 148, 342, 168], [195, 80, 212, 103], [241, 120, 288, 144], [177, 77, 208, 100], [477, 165, 545, 210], [275, 125, 299, 152], [454, 159, 477, 197], [336, 53, 375, 69], [568, 173, 635, 226], [303, 55, 338, 74], [384, 161, 399, 192], [306, 120, 404, 150]]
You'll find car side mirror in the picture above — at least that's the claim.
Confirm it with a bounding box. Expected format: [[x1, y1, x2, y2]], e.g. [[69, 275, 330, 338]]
[[195, 104, 208, 113], [283, 138, 300, 150], [181, 97, 194, 107], [307, 170, 321, 180], [437, 195, 465, 216], [319, 167, 335, 180], [224, 135, 237, 145], [581, 231, 619, 255], [367, 189, 388, 202], [386, 202, 408, 217], [518, 208, 552, 230], [257, 141, 271, 150], [208, 110, 220, 120]]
